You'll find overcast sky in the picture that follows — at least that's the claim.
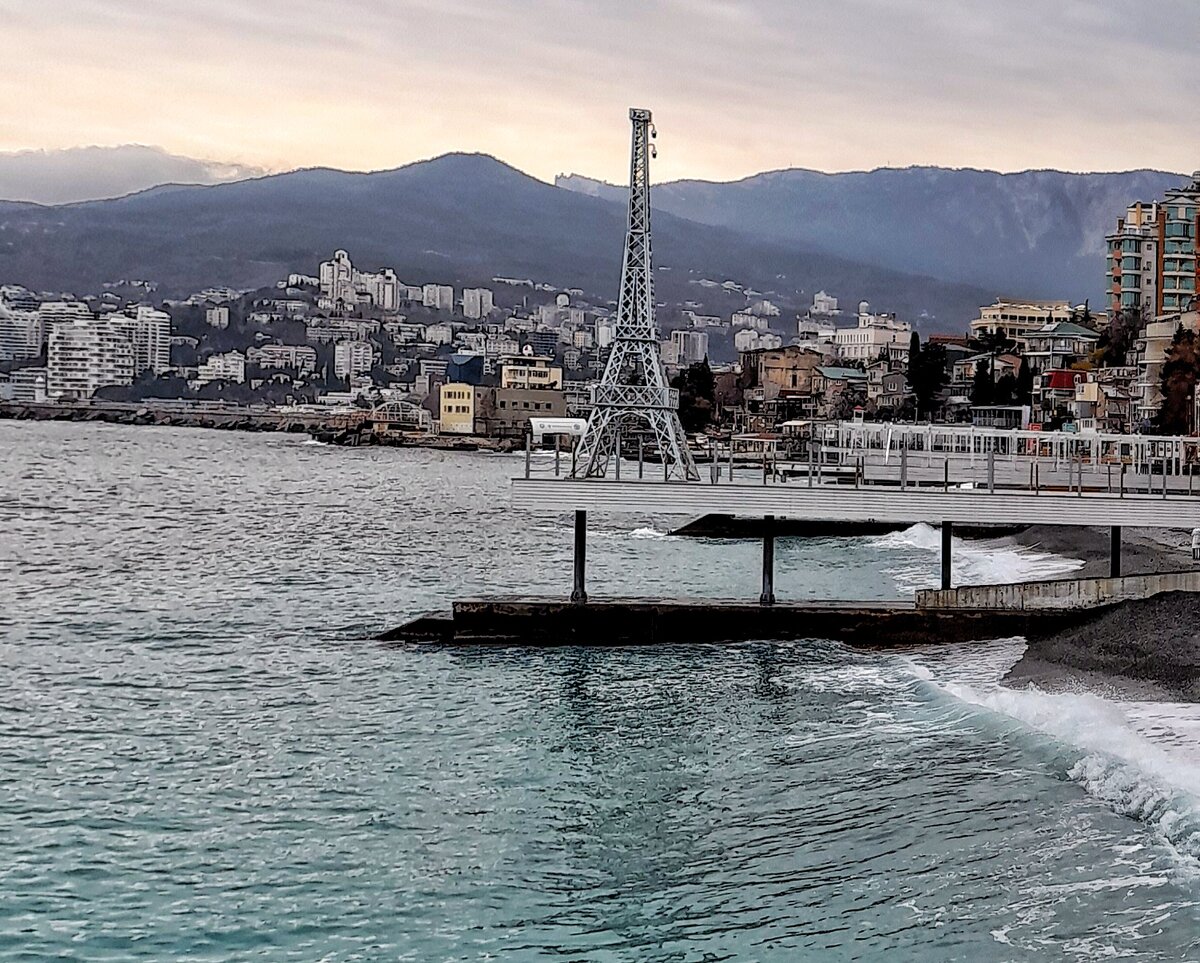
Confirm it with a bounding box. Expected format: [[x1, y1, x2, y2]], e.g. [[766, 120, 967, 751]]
[[3, 0, 1198, 184]]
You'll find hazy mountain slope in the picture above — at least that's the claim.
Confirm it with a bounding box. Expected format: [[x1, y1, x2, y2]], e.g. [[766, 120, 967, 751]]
[[557, 167, 1190, 300], [0, 145, 263, 205], [0, 154, 990, 330]]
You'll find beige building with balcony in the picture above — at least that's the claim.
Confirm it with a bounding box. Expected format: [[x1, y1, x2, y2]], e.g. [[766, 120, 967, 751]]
[[970, 299, 1075, 347]]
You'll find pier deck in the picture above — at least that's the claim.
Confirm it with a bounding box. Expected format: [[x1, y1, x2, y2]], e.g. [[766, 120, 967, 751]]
[[380, 596, 1088, 647]]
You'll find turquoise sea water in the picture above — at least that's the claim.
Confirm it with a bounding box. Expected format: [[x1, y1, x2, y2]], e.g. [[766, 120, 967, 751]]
[[2, 422, 1198, 960]]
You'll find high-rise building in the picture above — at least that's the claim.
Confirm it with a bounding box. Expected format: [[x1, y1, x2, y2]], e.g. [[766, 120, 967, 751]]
[[669, 328, 709, 366], [0, 308, 42, 361], [462, 288, 495, 320], [47, 317, 134, 400], [333, 340, 375, 379], [1158, 177, 1200, 314], [422, 284, 455, 312], [206, 306, 230, 328], [1106, 202, 1160, 316], [124, 306, 171, 375]]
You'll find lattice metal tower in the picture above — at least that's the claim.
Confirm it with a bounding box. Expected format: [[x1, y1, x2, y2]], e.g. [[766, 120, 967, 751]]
[[573, 108, 699, 481]]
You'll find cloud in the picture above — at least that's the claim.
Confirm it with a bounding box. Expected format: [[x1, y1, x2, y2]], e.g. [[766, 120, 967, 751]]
[[0, 0, 1196, 183], [0, 145, 265, 204]]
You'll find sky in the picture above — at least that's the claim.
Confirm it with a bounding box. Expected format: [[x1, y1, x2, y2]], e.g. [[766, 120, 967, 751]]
[[2, 0, 1199, 186]]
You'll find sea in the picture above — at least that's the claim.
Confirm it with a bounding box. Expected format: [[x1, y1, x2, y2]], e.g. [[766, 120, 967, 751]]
[[2, 421, 1198, 961]]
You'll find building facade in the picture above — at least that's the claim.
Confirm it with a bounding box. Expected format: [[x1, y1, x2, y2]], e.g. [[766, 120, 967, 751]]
[[970, 299, 1074, 346], [334, 340, 375, 379], [462, 288, 495, 320], [46, 317, 134, 400], [1106, 201, 1160, 316]]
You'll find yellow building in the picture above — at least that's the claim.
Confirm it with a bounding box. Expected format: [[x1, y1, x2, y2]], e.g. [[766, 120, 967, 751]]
[[969, 299, 1074, 346], [439, 383, 494, 435]]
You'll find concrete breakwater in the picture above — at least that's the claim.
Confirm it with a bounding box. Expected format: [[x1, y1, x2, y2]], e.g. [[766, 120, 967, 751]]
[[0, 401, 521, 451]]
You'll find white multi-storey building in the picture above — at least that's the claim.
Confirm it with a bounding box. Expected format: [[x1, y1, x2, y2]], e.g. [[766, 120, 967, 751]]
[[811, 291, 840, 316], [425, 323, 454, 345], [0, 307, 42, 361], [206, 306, 230, 329], [194, 351, 246, 385], [670, 328, 709, 366], [732, 311, 769, 331], [319, 250, 402, 311], [462, 288, 495, 320], [249, 343, 318, 373], [334, 340, 375, 379], [832, 307, 912, 363], [47, 317, 135, 399], [422, 284, 454, 311], [123, 306, 171, 375]]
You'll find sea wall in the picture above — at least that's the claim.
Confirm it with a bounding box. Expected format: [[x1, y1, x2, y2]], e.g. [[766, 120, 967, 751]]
[[916, 570, 1200, 611]]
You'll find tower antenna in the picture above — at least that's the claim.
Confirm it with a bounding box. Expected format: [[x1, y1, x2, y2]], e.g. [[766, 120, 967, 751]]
[[573, 108, 699, 481]]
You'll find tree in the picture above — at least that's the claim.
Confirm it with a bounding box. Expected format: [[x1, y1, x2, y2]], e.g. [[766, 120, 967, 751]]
[[1097, 306, 1143, 366], [907, 331, 921, 389], [1015, 359, 1034, 405], [670, 359, 716, 432], [994, 372, 1018, 406], [970, 357, 993, 406], [1156, 326, 1200, 434], [909, 340, 948, 419]]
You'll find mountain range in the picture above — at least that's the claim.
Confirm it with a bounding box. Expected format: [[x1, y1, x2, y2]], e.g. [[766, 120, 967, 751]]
[[557, 167, 1191, 300], [0, 154, 994, 331], [0, 151, 1187, 333]]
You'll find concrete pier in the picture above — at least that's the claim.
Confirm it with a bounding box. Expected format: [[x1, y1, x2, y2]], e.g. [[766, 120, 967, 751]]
[[381, 596, 1086, 647]]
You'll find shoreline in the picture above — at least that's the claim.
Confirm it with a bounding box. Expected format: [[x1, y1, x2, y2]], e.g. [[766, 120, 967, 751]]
[[1000, 527, 1200, 700]]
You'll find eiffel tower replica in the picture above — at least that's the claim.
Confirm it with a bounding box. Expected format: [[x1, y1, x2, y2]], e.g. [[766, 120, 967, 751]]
[[573, 108, 699, 482]]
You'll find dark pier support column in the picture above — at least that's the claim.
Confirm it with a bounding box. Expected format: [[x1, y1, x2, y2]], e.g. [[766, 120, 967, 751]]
[[571, 510, 588, 603], [941, 521, 953, 591], [1110, 525, 1122, 579], [760, 515, 776, 606]]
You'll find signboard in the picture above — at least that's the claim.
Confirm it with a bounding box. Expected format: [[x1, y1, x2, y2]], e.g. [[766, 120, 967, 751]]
[[529, 417, 587, 440]]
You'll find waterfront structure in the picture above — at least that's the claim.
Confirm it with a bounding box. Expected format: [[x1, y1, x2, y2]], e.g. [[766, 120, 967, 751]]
[[334, 340, 375, 379], [495, 386, 567, 437], [422, 284, 454, 312], [970, 299, 1074, 346], [462, 288, 495, 320], [573, 108, 698, 482], [1106, 201, 1160, 315], [194, 351, 246, 385], [0, 366, 46, 402], [438, 383, 493, 434], [46, 316, 134, 399]]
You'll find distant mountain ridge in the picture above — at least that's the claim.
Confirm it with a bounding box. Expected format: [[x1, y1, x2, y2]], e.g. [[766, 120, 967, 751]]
[[0, 153, 992, 332], [0, 145, 264, 205], [557, 166, 1190, 302]]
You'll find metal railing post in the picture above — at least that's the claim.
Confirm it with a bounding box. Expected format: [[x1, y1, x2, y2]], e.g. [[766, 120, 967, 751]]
[[525, 432, 532, 479], [554, 435, 561, 477], [638, 437, 644, 479]]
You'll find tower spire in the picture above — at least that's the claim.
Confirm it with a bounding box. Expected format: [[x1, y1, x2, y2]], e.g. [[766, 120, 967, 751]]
[[573, 108, 699, 481]]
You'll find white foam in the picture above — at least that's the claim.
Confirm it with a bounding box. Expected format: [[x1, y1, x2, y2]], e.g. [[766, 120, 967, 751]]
[[907, 644, 1200, 867], [874, 523, 1085, 592]]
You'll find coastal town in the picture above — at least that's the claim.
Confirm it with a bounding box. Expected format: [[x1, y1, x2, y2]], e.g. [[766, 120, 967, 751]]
[[3, 173, 1200, 446]]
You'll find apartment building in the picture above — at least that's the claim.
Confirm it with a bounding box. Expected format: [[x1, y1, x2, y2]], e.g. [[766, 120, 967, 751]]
[[1106, 201, 1160, 315], [194, 351, 247, 385], [46, 316, 134, 399], [969, 298, 1075, 346], [462, 288, 495, 320], [334, 340, 375, 379]]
